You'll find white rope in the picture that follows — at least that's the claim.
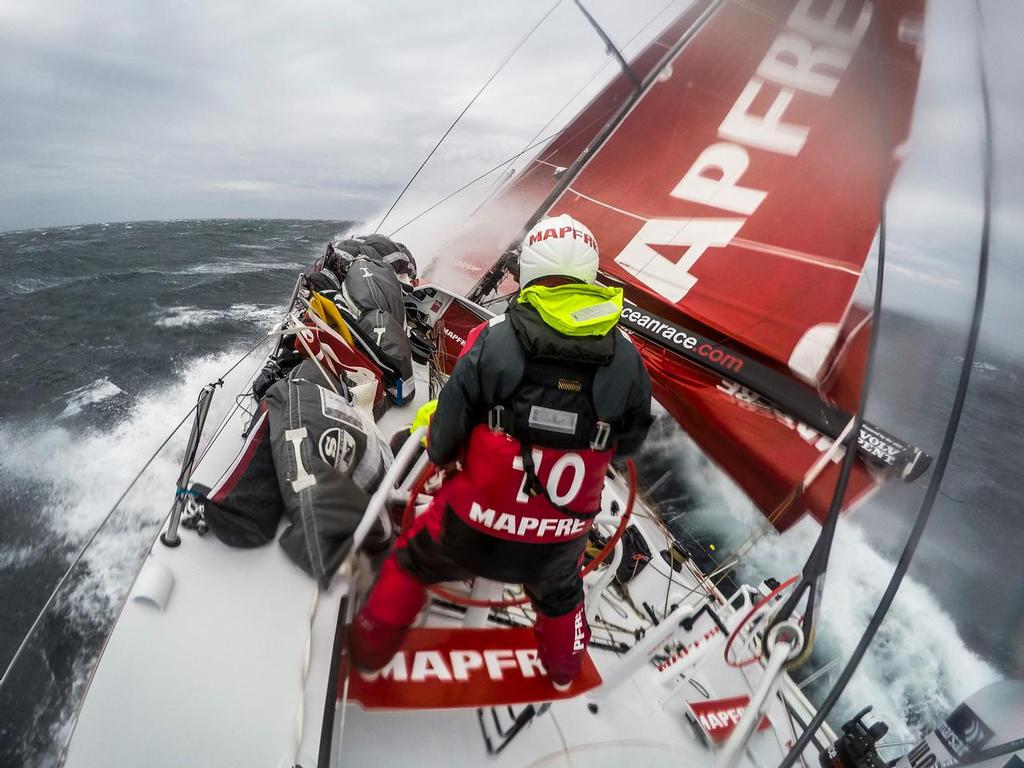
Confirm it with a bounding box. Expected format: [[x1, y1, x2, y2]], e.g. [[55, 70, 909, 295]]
[[291, 579, 322, 764], [333, 580, 358, 766]]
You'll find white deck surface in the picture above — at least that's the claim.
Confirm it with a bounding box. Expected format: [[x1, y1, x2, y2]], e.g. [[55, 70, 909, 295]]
[[62, 344, 824, 768], [64, 351, 422, 767]]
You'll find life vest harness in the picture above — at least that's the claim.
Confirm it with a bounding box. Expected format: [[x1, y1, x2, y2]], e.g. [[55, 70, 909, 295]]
[[485, 355, 613, 520]]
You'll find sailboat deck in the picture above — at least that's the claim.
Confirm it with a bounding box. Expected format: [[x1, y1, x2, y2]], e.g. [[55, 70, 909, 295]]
[[61, 350, 825, 768]]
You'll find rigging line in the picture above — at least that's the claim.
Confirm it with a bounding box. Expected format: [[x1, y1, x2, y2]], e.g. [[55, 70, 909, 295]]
[[521, 0, 721, 231], [766, 11, 898, 671], [0, 404, 197, 692], [387, 0, 677, 241], [486, 0, 678, 200], [387, 127, 563, 237], [573, 0, 640, 89], [723, 414, 859, 575], [0, 328, 275, 693], [774, 2, 994, 764], [375, 0, 563, 233], [468, 0, 725, 302]]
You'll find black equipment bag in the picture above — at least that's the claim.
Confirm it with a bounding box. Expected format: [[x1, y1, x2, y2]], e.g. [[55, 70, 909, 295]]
[[191, 402, 285, 548]]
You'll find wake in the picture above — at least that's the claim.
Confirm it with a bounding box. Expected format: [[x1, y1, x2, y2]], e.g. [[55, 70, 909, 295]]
[[645, 421, 1001, 744]]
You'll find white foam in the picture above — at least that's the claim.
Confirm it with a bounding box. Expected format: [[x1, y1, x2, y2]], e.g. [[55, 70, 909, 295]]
[[8, 276, 75, 296], [57, 378, 124, 420], [155, 303, 282, 329], [646, 418, 1001, 741], [0, 344, 276, 760], [1, 346, 256, 548], [180, 260, 307, 275]]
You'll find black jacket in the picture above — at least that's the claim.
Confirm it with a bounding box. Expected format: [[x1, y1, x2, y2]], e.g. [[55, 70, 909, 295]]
[[428, 301, 652, 466]]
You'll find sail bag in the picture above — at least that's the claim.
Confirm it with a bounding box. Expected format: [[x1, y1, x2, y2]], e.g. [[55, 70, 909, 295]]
[[265, 360, 392, 582]]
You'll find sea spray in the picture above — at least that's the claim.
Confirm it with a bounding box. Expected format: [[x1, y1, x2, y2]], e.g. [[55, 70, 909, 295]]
[[56, 378, 124, 420], [0, 343, 273, 764], [642, 413, 1001, 743]]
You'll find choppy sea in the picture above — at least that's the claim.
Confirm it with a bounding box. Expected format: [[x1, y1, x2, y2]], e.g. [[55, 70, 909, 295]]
[[0, 219, 1017, 763]]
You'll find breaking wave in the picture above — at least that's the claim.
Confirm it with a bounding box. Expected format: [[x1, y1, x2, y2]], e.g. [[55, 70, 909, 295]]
[[6, 276, 76, 297], [155, 303, 282, 329], [649, 423, 1001, 743], [180, 259, 307, 275], [57, 378, 124, 420], [0, 346, 259, 549], [0, 344, 269, 763]]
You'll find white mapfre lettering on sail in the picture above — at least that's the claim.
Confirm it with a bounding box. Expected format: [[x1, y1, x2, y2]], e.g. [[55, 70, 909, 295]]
[[615, 0, 873, 303]]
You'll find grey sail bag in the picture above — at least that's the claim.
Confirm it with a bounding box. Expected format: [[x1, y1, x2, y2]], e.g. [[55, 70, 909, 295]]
[[265, 360, 391, 584]]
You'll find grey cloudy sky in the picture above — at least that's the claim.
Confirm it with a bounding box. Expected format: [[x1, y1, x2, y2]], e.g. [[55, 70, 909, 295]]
[[0, 0, 678, 231], [879, 0, 1023, 358], [1, 0, 1021, 346]]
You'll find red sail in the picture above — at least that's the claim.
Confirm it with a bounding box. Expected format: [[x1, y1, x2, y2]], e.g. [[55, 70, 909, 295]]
[[547, 0, 922, 529], [421, 0, 721, 295], [556, 0, 922, 381], [431, 0, 924, 529]]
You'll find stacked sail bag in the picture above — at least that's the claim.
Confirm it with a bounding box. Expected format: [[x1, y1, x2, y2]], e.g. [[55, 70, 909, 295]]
[[341, 256, 415, 404], [265, 359, 392, 584], [191, 358, 392, 584]]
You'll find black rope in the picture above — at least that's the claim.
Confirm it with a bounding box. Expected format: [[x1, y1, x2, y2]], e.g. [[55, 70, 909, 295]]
[[375, 0, 563, 232], [775, 2, 993, 764], [387, 128, 564, 238]]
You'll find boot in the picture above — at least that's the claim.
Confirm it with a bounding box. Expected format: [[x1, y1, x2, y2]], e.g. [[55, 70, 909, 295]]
[[533, 602, 590, 690], [350, 611, 410, 672]]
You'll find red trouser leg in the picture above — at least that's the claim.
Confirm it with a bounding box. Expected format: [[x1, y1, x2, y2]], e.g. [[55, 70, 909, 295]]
[[532, 602, 590, 686], [350, 555, 427, 672], [350, 496, 458, 672]]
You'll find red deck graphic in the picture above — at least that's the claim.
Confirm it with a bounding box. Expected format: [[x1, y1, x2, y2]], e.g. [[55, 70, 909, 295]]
[[341, 627, 602, 710], [689, 695, 771, 743]]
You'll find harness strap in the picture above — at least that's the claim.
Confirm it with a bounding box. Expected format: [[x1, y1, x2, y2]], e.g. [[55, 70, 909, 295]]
[[517, 441, 600, 522], [488, 405, 611, 451]]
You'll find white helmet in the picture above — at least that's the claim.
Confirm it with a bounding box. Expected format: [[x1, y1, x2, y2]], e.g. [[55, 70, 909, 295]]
[[518, 214, 599, 287]]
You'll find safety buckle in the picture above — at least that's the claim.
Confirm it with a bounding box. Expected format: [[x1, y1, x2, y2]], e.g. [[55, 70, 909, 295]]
[[591, 421, 611, 451], [488, 405, 506, 433]]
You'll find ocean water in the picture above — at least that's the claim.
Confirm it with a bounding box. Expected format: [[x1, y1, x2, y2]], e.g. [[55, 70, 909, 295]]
[[0, 219, 1016, 761], [0, 219, 349, 762], [637, 307, 1023, 744]]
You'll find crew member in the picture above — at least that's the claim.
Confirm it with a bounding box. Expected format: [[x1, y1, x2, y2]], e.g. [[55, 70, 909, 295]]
[[351, 214, 652, 689]]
